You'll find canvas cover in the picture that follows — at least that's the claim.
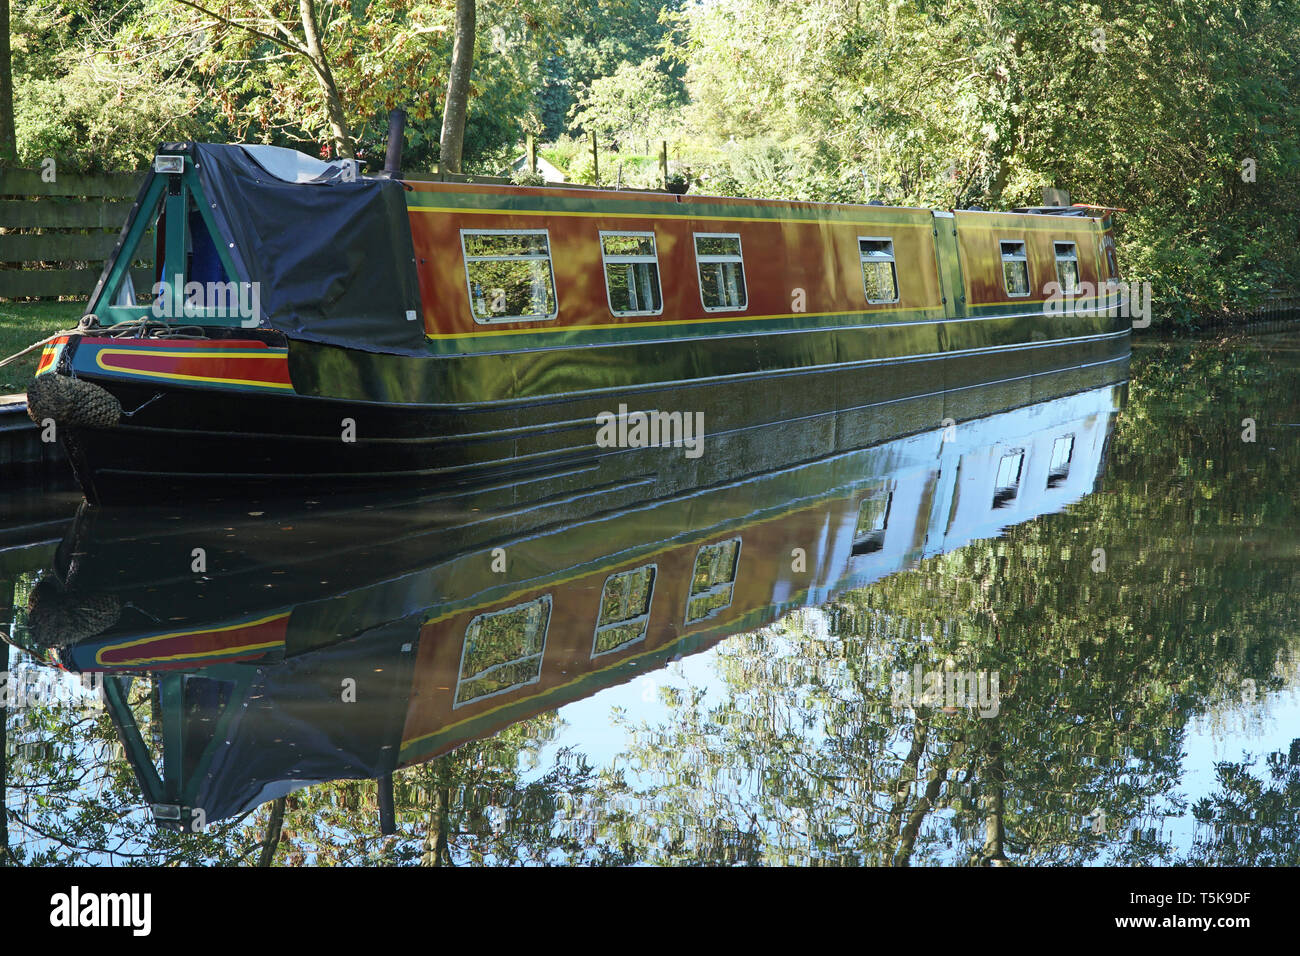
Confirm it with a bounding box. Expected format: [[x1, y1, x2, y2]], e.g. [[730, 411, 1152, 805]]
[[170, 142, 426, 355], [187, 619, 418, 822]]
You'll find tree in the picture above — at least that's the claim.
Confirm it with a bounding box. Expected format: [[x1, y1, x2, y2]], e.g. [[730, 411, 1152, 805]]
[[6, 2, 209, 172], [569, 56, 678, 146], [0, 0, 15, 164], [1181, 746, 1300, 866], [537, 0, 686, 140], [6, 0, 614, 175], [438, 0, 475, 173], [172, 0, 357, 158], [671, 0, 1300, 319]]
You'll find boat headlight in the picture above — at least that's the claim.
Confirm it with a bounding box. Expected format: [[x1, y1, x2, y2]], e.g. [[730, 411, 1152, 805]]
[[153, 154, 185, 175]]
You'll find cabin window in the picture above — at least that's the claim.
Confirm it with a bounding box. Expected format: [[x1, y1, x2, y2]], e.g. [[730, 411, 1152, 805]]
[[1047, 435, 1074, 487], [1000, 240, 1030, 297], [1054, 242, 1080, 294], [454, 595, 551, 706], [592, 565, 657, 657], [686, 537, 741, 623], [859, 237, 899, 304], [694, 234, 747, 311], [600, 232, 664, 316], [461, 229, 558, 323], [993, 450, 1024, 508], [853, 488, 893, 555]]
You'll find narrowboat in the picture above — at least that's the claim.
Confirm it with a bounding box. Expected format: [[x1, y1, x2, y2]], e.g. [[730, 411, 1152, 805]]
[[28, 134, 1130, 505], [15, 380, 1124, 828]]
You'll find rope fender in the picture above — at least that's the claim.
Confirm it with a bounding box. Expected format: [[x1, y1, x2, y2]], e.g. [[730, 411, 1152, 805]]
[[26, 373, 122, 429], [26, 576, 122, 649]]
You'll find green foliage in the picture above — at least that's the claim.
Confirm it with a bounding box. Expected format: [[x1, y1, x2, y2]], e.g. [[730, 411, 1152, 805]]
[[509, 167, 546, 186], [8, 0, 582, 175], [537, 0, 685, 139], [1185, 751, 1300, 866], [9, 0, 1298, 314], [557, 134, 662, 188], [10, 1, 217, 171], [668, 0, 1300, 322], [568, 56, 680, 146]]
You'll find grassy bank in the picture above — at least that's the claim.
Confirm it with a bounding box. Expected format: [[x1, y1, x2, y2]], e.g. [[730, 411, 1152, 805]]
[[0, 302, 86, 394]]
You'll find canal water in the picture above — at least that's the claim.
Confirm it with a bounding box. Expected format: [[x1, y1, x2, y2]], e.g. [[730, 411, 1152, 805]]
[[2, 333, 1298, 865]]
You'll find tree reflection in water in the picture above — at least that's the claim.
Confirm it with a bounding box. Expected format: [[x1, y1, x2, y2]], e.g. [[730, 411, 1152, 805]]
[[3, 338, 1299, 865]]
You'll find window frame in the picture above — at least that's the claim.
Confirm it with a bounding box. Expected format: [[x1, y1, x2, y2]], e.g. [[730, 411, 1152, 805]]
[[598, 230, 665, 318], [459, 227, 559, 325], [852, 486, 894, 555], [591, 563, 659, 658], [693, 232, 748, 313], [1053, 241, 1081, 295], [999, 239, 1031, 298], [452, 594, 552, 708], [993, 448, 1026, 508], [858, 236, 900, 305], [1047, 434, 1075, 488], [684, 536, 743, 625], [1102, 237, 1118, 280]]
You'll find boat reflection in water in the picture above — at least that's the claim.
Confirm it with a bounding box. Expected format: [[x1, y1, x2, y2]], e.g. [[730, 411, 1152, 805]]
[[19, 376, 1125, 832]]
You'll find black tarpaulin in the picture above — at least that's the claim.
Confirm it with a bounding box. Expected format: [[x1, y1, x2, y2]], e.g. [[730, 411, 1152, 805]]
[[181, 142, 426, 356], [188, 619, 418, 823]]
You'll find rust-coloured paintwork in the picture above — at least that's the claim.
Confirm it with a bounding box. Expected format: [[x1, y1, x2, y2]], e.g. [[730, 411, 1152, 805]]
[[954, 209, 1110, 309], [404, 181, 1111, 339], [398, 486, 857, 758]]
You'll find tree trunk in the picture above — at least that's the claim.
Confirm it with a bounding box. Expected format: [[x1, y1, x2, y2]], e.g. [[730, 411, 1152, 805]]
[[257, 797, 286, 867], [298, 0, 354, 159], [439, 0, 476, 174], [421, 784, 452, 866], [0, 0, 16, 164], [981, 733, 1009, 865], [895, 735, 967, 866]]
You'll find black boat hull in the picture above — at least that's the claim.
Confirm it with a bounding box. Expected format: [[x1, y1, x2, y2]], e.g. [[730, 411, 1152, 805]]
[[56, 330, 1130, 506]]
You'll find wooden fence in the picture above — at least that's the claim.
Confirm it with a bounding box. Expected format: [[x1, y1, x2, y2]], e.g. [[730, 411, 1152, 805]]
[[0, 168, 153, 300]]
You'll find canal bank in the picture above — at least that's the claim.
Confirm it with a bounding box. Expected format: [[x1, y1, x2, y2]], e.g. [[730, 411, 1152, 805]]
[[0, 393, 66, 482]]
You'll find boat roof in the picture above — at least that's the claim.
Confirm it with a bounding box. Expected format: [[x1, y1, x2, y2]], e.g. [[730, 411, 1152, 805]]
[[403, 176, 1106, 220], [193, 142, 1105, 221]]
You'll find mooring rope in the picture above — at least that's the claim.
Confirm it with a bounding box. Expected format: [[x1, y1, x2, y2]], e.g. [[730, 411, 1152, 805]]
[[0, 328, 83, 369]]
